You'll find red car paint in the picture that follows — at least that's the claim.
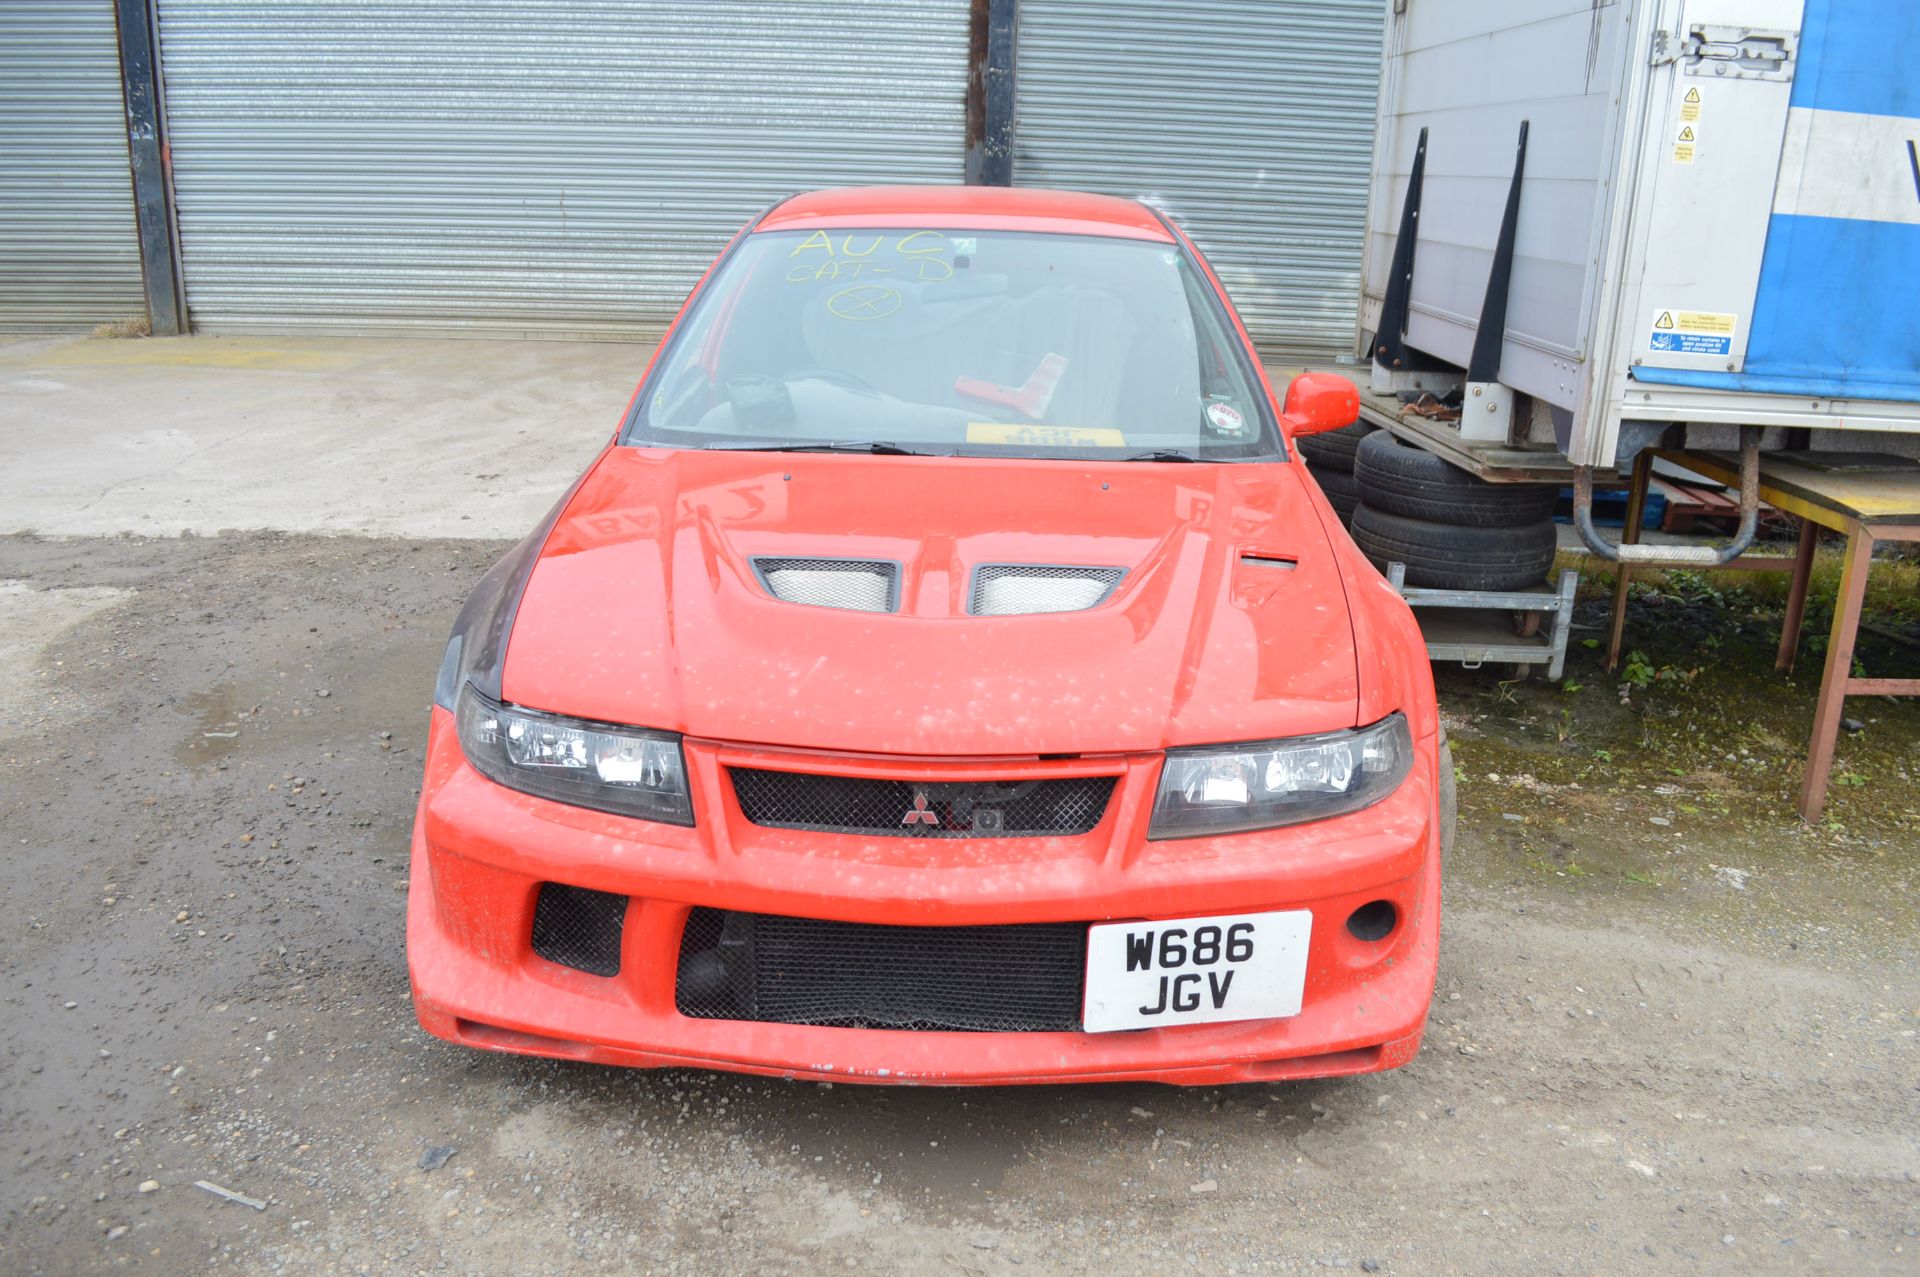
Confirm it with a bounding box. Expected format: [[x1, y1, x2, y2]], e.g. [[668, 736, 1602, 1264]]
[[409, 186, 1443, 1085]]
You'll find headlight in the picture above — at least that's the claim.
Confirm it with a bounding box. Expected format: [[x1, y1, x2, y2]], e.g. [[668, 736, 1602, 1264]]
[[455, 686, 693, 825], [1149, 714, 1413, 839]]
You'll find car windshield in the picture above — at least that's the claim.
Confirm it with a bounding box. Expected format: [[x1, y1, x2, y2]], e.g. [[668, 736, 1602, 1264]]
[[625, 228, 1280, 460]]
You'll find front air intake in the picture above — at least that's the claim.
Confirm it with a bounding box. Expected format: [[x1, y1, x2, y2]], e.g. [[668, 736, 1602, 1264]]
[[753, 557, 899, 613], [970, 564, 1124, 616], [675, 908, 1089, 1031], [530, 883, 628, 976]]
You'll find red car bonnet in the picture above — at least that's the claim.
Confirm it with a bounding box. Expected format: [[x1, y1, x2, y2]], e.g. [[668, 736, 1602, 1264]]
[[500, 448, 1359, 756]]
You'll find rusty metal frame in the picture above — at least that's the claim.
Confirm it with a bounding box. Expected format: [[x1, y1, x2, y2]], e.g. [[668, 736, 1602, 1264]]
[[964, 0, 1017, 186], [1575, 427, 1761, 566], [1604, 449, 1920, 821]]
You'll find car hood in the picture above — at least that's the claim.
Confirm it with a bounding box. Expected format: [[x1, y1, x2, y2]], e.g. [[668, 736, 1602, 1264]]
[[502, 448, 1358, 756]]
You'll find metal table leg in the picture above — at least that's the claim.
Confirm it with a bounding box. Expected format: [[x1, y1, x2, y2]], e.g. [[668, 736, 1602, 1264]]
[[1798, 523, 1871, 822], [1604, 449, 1652, 673], [1776, 518, 1819, 673]]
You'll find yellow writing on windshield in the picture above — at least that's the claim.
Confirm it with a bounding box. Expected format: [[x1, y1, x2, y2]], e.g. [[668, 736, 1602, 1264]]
[[786, 230, 954, 283], [825, 285, 902, 320]]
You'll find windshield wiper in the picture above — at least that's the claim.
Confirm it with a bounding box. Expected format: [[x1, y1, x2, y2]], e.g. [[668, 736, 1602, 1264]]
[[703, 440, 931, 456], [1122, 449, 1204, 462]]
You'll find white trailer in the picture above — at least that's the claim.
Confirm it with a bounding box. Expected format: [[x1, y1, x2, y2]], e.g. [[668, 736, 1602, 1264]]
[[1355, 0, 1920, 563]]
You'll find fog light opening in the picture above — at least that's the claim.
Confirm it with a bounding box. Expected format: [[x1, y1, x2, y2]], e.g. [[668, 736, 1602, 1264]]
[[1346, 900, 1397, 943], [530, 882, 629, 976]]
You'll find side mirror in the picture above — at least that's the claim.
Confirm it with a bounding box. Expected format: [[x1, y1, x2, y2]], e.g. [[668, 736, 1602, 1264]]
[[1280, 372, 1360, 436]]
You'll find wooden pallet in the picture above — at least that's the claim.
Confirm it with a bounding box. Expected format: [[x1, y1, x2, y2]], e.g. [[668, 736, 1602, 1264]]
[[1654, 476, 1795, 536], [1655, 476, 1742, 533]]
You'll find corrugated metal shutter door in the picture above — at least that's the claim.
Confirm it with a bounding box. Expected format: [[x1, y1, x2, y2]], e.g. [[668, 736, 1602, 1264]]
[[153, 0, 969, 338], [0, 2, 147, 331], [1015, 0, 1383, 361]]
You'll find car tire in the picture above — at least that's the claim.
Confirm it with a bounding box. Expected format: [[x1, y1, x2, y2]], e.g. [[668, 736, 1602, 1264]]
[[1295, 422, 1373, 473], [1312, 466, 1362, 523], [1353, 432, 1558, 527], [1350, 502, 1557, 591]]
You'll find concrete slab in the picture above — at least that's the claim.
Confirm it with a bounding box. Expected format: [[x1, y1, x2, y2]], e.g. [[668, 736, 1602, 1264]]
[[0, 578, 130, 729], [0, 333, 644, 538]]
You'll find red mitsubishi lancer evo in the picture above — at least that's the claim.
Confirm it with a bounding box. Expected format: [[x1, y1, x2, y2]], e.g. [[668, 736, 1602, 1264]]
[[409, 186, 1450, 1086]]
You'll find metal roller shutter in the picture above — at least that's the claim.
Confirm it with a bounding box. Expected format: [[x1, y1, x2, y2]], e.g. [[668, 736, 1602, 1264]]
[[1015, 0, 1384, 361], [0, 2, 147, 331], [153, 0, 969, 338]]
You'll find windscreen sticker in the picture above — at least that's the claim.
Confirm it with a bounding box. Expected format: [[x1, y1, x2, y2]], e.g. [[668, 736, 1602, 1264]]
[[966, 423, 1126, 448], [1649, 308, 1736, 356], [1204, 399, 1250, 437]]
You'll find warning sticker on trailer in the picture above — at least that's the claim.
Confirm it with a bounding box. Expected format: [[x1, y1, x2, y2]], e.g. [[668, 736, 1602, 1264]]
[[1680, 86, 1702, 123], [1672, 123, 1697, 164], [1649, 309, 1736, 356]]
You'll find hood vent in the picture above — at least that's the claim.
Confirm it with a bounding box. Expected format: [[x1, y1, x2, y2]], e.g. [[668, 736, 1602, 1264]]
[[753, 557, 899, 613], [970, 565, 1125, 616]]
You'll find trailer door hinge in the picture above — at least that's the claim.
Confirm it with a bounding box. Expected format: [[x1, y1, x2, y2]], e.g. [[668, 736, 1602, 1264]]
[[1662, 25, 1797, 81]]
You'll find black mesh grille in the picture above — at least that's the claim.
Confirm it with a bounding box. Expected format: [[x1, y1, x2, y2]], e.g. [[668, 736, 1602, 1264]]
[[729, 770, 1116, 838], [530, 883, 628, 976], [675, 908, 1087, 1032]]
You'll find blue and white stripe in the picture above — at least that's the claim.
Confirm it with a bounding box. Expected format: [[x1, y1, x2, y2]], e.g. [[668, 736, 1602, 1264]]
[[1633, 0, 1920, 404]]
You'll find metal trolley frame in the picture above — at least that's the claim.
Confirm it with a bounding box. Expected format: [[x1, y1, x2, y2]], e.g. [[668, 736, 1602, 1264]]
[[1387, 565, 1581, 681]]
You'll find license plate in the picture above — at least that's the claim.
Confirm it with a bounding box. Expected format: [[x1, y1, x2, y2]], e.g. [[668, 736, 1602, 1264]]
[[1082, 909, 1311, 1033]]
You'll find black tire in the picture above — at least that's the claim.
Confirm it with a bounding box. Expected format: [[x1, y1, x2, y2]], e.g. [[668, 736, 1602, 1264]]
[[1354, 432, 1558, 527], [1295, 422, 1374, 473], [1350, 502, 1557, 591], [1312, 466, 1361, 523]]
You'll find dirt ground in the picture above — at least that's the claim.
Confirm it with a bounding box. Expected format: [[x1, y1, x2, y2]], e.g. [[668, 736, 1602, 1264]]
[[2, 531, 1916, 1276]]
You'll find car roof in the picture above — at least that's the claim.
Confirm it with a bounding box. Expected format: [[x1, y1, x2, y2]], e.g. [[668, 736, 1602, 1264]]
[[755, 186, 1176, 243]]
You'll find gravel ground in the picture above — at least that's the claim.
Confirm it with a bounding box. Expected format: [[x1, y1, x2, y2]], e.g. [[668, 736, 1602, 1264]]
[[2, 532, 1915, 1276]]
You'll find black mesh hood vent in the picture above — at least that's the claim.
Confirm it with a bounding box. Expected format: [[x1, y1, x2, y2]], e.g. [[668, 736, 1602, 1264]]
[[752, 557, 899, 613], [970, 564, 1125, 615]]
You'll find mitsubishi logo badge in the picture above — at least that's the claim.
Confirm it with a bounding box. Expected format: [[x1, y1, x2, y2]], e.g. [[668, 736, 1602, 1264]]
[[901, 788, 939, 827]]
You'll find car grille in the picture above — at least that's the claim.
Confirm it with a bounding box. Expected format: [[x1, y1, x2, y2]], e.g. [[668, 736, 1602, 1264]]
[[729, 769, 1117, 838], [674, 908, 1087, 1032]]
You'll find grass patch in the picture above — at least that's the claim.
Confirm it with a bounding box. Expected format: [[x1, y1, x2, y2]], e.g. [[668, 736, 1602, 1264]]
[[1569, 546, 1920, 632], [1439, 544, 1920, 840]]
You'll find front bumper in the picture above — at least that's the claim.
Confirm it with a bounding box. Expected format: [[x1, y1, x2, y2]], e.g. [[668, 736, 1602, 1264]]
[[408, 708, 1441, 1085]]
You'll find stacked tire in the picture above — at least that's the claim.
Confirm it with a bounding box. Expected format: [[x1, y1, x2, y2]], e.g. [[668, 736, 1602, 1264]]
[[1348, 432, 1559, 591], [1297, 422, 1373, 527]]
